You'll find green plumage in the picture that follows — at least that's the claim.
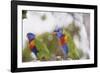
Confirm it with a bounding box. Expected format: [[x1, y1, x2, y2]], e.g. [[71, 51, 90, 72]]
[[34, 35, 51, 61], [63, 29, 80, 59], [22, 42, 33, 62], [23, 25, 81, 61], [41, 32, 64, 59]]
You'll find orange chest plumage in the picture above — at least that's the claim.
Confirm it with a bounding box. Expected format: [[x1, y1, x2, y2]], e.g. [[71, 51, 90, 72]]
[[28, 40, 36, 49], [59, 35, 68, 45]]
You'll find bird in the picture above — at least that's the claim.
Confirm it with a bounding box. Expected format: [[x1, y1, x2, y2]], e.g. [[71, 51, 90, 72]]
[[53, 28, 69, 59], [27, 33, 38, 57], [63, 29, 80, 59], [27, 32, 51, 61]]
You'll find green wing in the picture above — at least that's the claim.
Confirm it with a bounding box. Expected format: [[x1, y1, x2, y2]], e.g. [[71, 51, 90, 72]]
[[34, 36, 51, 61], [35, 32, 64, 60], [63, 29, 80, 59], [41, 32, 63, 56], [22, 41, 33, 62]]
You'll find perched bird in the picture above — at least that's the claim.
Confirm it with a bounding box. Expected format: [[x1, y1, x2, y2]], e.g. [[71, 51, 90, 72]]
[[53, 28, 69, 59], [27, 33, 38, 57], [27, 32, 51, 61], [63, 29, 80, 59]]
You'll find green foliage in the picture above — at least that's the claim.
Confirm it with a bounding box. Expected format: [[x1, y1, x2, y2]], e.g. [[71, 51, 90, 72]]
[[22, 42, 33, 62], [65, 22, 80, 38]]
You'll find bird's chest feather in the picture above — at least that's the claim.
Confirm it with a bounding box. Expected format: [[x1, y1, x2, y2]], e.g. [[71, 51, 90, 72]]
[[59, 36, 68, 46], [29, 40, 36, 49]]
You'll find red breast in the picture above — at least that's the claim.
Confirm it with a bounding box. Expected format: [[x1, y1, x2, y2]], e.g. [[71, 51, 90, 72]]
[[60, 36, 66, 45], [29, 40, 35, 49]]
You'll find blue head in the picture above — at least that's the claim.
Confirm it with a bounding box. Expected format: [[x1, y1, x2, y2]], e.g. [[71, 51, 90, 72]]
[[27, 33, 35, 41], [54, 28, 63, 38], [54, 28, 62, 32]]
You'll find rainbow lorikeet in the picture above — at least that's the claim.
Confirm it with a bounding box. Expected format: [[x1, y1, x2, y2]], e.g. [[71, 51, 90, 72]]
[[63, 29, 80, 59], [27, 32, 51, 61], [53, 28, 69, 59], [27, 33, 38, 57]]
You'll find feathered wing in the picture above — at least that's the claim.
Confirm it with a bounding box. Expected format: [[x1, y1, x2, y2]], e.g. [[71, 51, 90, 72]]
[[41, 32, 64, 59], [63, 29, 80, 59], [34, 36, 51, 61]]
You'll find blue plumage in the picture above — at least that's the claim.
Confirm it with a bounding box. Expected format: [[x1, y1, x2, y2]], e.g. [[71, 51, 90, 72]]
[[62, 44, 68, 55], [54, 28, 69, 57], [27, 33, 38, 57], [27, 33, 35, 41], [31, 47, 38, 56]]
